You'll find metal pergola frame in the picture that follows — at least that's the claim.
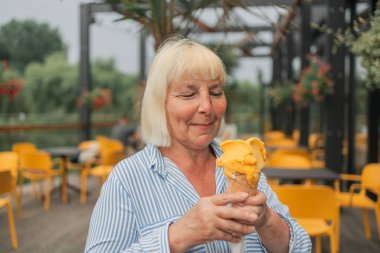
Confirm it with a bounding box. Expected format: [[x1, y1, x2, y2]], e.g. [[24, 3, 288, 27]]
[[78, 0, 379, 174]]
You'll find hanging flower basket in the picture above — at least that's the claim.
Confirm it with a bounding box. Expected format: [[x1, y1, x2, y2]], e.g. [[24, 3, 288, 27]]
[[77, 87, 112, 111], [0, 60, 25, 112], [293, 54, 334, 107]]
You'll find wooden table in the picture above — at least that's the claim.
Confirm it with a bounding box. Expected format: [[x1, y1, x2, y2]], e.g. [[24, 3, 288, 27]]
[[42, 147, 80, 202]]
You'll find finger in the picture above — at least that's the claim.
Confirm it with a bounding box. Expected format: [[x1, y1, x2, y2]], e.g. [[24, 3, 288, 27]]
[[217, 205, 257, 223], [244, 191, 267, 206], [212, 192, 249, 206], [218, 230, 242, 243], [216, 216, 256, 235]]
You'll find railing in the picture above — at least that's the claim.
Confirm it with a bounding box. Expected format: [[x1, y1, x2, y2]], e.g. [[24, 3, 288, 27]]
[[0, 121, 118, 151], [0, 121, 117, 132]]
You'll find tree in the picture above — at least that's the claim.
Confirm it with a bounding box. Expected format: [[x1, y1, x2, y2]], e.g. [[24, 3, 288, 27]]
[[22, 53, 139, 118], [23, 53, 77, 114], [0, 19, 66, 73]]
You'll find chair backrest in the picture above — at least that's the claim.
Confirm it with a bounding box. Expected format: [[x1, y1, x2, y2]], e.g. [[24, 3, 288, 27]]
[[101, 150, 126, 166], [270, 149, 309, 159], [266, 138, 298, 148], [264, 131, 286, 142], [19, 152, 53, 171], [308, 133, 325, 149], [0, 152, 19, 180], [12, 142, 38, 155], [0, 170, 13, 195], [361, 163, 380, 191], [267, 154, 312, 169], [96, 136, 124, 150], [78, 140, 96, 151], [274, 185, 338, 221]]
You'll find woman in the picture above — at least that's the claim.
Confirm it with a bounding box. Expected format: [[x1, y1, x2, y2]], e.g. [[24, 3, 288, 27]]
[[85, 36, 311, 253]]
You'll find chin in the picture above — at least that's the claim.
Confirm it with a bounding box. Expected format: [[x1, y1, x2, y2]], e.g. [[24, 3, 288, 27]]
[[194, 135, 214, 146]]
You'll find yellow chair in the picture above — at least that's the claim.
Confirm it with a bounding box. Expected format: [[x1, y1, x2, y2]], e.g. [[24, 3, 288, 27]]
[[80, 149, 126, 204], [264, 130, 286, 142], [337, 163, 380, 239], [269, 149, 309, 160], [309, 133, 325, 150], [96, 136, 124, 159], [267, 154, 312, 169], [274, 185, 339, 253], [0, 152, 22, 219], [67, 140, 99, 171], [0, 170, 19, 249], [19, 152, 66, 211], [12, 142, 40, 198], [12, 142, 38, 155]]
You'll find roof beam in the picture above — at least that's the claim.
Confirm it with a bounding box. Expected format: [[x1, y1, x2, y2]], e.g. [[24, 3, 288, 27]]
[[192, 25, 273, 34]]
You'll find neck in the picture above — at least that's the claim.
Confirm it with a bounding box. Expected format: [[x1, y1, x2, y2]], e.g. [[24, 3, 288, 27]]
[[160, 143, 216, 196]]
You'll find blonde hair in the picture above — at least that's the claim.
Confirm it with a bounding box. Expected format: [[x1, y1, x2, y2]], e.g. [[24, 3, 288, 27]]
[[141, 35, 227, 147]]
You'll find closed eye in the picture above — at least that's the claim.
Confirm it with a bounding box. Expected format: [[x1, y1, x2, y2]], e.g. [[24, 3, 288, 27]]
[[178, 93, 196, 99], [210, 91, 224, 97]]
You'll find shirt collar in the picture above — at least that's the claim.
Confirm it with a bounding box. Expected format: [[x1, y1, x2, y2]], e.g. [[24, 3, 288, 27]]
[[148, 139, 223, 179]]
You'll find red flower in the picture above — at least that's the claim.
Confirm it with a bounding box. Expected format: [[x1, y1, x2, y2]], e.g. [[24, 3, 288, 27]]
[[77, 88, 112, 111], [0, 83, 7, 96], [6, 79, 24, 99]]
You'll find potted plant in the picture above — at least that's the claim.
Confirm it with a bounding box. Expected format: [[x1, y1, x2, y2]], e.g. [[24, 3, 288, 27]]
[[293, 54, 334, 107], [77, 87, 112, 111]]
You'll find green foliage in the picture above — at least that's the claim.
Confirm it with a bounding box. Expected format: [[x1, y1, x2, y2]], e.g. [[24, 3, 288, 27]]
[[348, 4, 380, 90], [312, 2, 380, 90], [268, 81, 295, 107], [224, 80, 261, 133], [0, 19, 66, 73], [21, 53, 139, 119], [91, 58, 139, 119], [208, 43, 240, 75], [23, 53, 77, 113], [105, 0, 250, 49]]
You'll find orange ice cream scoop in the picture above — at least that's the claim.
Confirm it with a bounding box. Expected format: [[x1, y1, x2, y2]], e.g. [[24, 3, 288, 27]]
[[217, 137, 266, 192]]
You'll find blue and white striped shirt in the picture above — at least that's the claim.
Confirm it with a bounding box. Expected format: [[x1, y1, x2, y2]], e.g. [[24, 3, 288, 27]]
[[85, 141, 311, 252]]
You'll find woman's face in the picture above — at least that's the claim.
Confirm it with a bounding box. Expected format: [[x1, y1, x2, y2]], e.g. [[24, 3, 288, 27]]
[[166, 77, 227, 150]]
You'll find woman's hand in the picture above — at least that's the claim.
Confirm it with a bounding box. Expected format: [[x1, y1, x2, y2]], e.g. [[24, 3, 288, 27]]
[[233, 190, 271, 229], [235, 190, 290, 253], [168, 192, 257, 253]]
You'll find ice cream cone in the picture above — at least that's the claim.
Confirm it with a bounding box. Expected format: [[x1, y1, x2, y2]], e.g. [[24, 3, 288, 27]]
[[226, 173, 259, 196]]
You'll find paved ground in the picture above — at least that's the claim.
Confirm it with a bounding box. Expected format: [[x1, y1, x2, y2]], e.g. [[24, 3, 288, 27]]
[[0, 175, 379, 253]]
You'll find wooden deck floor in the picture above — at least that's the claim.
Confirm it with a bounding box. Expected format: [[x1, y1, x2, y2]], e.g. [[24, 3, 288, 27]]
[[1, 176, 380, 253]]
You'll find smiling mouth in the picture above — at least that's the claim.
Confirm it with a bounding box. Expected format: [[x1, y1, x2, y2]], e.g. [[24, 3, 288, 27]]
[[193, 122, 214, 127]]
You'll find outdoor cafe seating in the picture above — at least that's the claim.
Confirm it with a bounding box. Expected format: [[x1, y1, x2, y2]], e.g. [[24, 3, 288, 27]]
[[0, 152, 22, 219], [80, 136, 126, 204], [19, 152, 66, 211], [0, 170, 19, 250], [274, 184, 340, 253], [336, 163, 380, 240]]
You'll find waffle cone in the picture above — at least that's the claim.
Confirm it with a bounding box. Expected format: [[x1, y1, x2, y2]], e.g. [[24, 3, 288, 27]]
[[226, 173, 259, 196]]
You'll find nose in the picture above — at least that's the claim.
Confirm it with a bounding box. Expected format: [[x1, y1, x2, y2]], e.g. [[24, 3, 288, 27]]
[[198, 93, 212, 115]]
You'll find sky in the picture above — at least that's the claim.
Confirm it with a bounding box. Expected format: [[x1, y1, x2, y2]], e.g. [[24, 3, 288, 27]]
[[0, 0, 273, 83]]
